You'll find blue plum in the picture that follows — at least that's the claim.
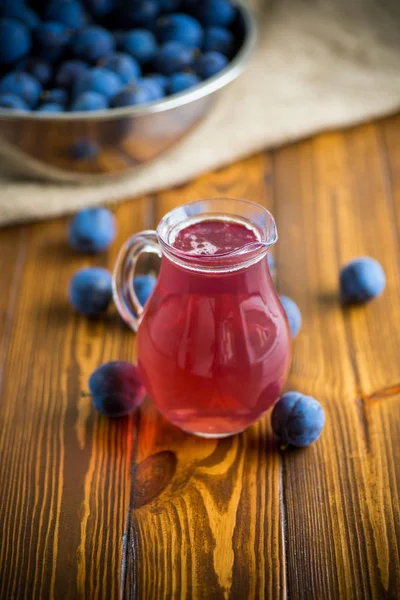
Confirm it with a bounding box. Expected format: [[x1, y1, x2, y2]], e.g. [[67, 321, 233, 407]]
[[193, 0, 236, 27], [159, 0, 181, 12], [100, 53, 141, 84], [119, 30, 158, 64], [45, 0, 87, 29], [0, 18, 32, 64], [73, 67, 122, 99], [140, 77, 165, 99], [55, 59, 89, 89], [192, 51, 228, 78], [142, 73, 168, 91], [279, 295, 302, 339], [340, 257, 386, 304], [69, 138, 99, 159], [2, 4, 41, 30], [0, 72, 41, 107], [0, 93, 29, 111], [36, 21, 72, 61], [152, 41, 194, 75], [68, 207, 116, 252], [18, 57, 52, 86], [133, 274, 156, 306], [203, 26, 233, 56], [156, 13, 203, 48], [37, 102, 63, 112], [267, 253, 275, 274], [72, 25, 115, 62], [84, 0, 116, 18], [89, 361, 146, 417], [69, 268, 112, 317], [168, 71, 200, 93], [271, 392, 325, 448], [71, 90, 108, 110], [111, 80, 164, 107], [41, 88, 68, 106], [124, 1, 160, 25]]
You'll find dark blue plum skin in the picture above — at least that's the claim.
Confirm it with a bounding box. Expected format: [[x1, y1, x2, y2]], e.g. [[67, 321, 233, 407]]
[[123, 0, 160, 26], [72, 25, 115, 63], [340, 257, 386, 304], [193, 0, 236, 27], [36, 21, 72, 61], [68, 207, 116, 252], [271, 392, 325, 448], [45, 0, 87, 29], [279, 295, 302, 339], [41, 87, 68, 106], [84, 0, 116, 18], [69, 139, 99, 159], [69, 267, 113, 317], [100, 53, 141, 84], [203, 26, 234, 56], [140, 78, 165, 99], [156, 13, 203, 48], [71, 90, 108, 110], [167, 71, 200, 93], [55, 59, 89, 89], [143, 73, 168, 91], [111, 80, 164, 107], [192, 51, 228, 78], [159, 0, 181, 12], [267, 253, 275, 273], [0, 72, 41, 107], [133, 274, 157, 306], [73, 67, 122, 99], [0, 18, 32, 64], [111, 86, 152, 107], [18, 57, 52, 86], [37, 102, 63, 112], [89, 361, 146, 417], [119, 30, 158, 64], [0, 93, 29, 110], [152, 41, 194, 75], [2, 4, 41, 30]]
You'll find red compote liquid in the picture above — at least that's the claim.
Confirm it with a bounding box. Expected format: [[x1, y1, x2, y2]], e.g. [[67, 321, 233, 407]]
[[172, 219, 259, 256], [137, 217, 291, 437]]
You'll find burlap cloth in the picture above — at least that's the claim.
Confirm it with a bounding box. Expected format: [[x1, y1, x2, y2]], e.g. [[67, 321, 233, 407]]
[[0, 0, 399, 225]]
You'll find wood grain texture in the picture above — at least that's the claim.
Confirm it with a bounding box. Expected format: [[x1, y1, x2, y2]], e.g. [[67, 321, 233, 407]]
[[273, 120, 400, 599], [0, 115, 400, 599], [0, 198, 150, 599]]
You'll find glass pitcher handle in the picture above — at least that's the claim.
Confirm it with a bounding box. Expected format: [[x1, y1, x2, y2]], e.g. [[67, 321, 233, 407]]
[[112, 230, 161, 332]]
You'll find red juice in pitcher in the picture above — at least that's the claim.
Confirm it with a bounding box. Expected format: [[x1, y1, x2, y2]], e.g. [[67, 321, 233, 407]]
[[135, 212, 291, 437]]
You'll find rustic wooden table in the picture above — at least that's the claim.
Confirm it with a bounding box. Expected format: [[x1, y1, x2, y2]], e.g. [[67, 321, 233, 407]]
[[1, 114, 400, 600]]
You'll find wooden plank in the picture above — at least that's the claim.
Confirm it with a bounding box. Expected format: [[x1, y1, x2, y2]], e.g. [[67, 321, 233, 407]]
[[127, 155, 286, 599], [380, 113, 400, 235], [0, 226, 30, 380], [1, 115, 400, 600], [273, 121, 400, 599], [0, 197, 151, 599]]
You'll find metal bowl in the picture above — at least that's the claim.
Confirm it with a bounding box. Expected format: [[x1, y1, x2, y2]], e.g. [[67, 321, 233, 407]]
[[0, 1, 256, 183]]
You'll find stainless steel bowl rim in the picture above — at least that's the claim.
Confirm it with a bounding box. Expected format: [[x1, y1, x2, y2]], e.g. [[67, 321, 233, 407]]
[[0, 0, 256, 122]]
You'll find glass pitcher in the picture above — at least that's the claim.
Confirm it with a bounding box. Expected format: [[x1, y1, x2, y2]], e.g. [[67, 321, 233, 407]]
[[113, 198, 291, 437]]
